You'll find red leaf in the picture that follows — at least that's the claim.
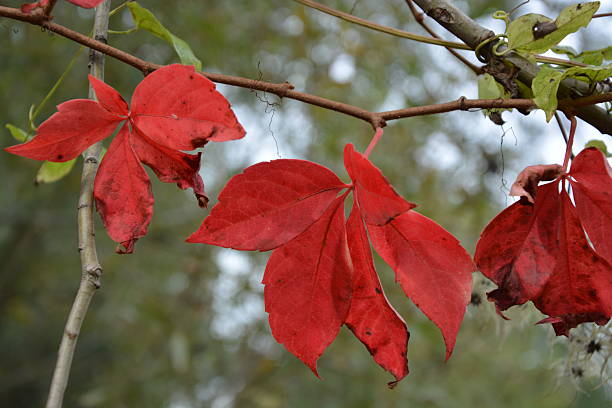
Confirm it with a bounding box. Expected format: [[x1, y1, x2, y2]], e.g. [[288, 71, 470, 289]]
[[131, 65, 245, 150], [263, 196, 352, 375], [533, 190, 612, 335], [187, 160, 348, 250], [66, 0, 105, 8], [4, 100, 122, 162], [131, 129, 207, 207], [345, 205, 409, 383], [367, 211, 474, 359], [93, 125, 154, 254], [6, 64, 243, 252], [570, 147, 612, 263], [344, 144, 415, 225], [509, 164, 563, 203], [89, 75, 129, 116], [475, 182, 561, 312]]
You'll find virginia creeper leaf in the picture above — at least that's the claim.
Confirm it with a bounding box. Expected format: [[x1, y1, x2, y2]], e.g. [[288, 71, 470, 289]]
[[6, 64, 243, 252], [570, 147, 612, 263], [367, 211, 474, 359], [131, 65, 244, 150], [475, 182, 561, 312], [584, 140, 611, 157], [35, 159, 77, 184], [4, 100, 123, 162], [533, 190, 612, 335], [94, 124, 154, 254], [509, 164, 563, 203], [263, 196, 352, 375], [344, 143, 415, 225], [345, 205, 409, 383], [20, 0, 49, 13], [187, 159, 348, 250], [127, 2, 202, 70]]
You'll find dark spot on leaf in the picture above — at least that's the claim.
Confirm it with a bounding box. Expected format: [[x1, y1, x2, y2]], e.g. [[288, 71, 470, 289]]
[[189, 75, 194, 80], [470, 293, 482, 306], [365, 330, 372, 336], [588, 289, 597, 299], [577, 4, 582, 10], [375, 287, 382, 294], [57, 154, 63, 160], [532, 21, 557, 39]]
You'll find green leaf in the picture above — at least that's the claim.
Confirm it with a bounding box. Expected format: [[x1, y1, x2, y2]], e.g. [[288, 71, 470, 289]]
[[508, 2, 600, 54], [478, 74, 507, 100], [552, 45, 612, 66], [5, 124, 28, 142], [127, 2, 202, 70], [563, 64, 612, 83], [532, 66, 564, 122], [35, 159, 77, 184], [585, 140, 611, 157]]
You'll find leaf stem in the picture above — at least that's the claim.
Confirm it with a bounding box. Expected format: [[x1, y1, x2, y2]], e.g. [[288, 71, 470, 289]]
[[562, 115, 577, 174], [44, 2, 110, 408], [364, 127, 384, 158]]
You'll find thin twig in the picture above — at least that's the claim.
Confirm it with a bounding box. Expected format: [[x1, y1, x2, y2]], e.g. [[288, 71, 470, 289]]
[[292, 0, 471, 49], [404, 0, 482, 75], [592, 12, 612, 19], [44, 2, 109, 408], [0, 5, 610, 131]]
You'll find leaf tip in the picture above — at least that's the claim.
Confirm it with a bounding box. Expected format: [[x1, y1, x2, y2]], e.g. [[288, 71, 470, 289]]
[[116, 239, 137, 254]]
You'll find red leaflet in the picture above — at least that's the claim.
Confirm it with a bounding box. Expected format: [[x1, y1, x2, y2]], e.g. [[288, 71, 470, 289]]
[[475, 182, 561, 312], [509, 164, 563, 203], [263, 196, 352, 375], [131, 65, 245, 150], [187, 160, 348, 251], [6, 64, 244, 252], [345, 206, 409, 383], [476, 149, 612, 335], [192, 143, 474, 382], [344, 143, 415, 225], [367, 211, 474, 359], [5, 100, 122, 162], [569, 147, 612, 263], [533, 191, 612, 335], [94, 125, 153, 254], [20, 0, 49, 13]]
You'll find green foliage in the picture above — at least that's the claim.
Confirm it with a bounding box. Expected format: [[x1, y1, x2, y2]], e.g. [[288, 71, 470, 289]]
[[531, 66, 564, 121], [507, 2, 599, 54], [532, 64, 612, 121], [5, 124, 28, 142], [585, 139, 611, 157], [552, 45, 612, 66], [127, 2, 202, 70], [35, 159, 77, 184]]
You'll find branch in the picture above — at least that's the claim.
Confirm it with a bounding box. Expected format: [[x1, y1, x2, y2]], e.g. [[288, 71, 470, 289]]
[[410, 0, 612, 136], [43, 0, 59, 18], [404, 0, 482, 75], [0, 5, 609, 132], [44, 2, 110, 408]]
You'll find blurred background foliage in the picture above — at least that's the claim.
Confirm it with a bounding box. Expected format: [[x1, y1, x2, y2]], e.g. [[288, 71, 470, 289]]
[[1, 0, 611, 407]]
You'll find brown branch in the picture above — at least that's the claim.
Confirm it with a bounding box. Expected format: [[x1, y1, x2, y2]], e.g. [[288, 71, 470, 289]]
[[0, 5, 609, 132], [592, 12, 612, 18], [404, 0, 482, 75]]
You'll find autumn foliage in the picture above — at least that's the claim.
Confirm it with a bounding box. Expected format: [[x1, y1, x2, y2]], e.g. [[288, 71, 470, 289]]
[[5, 60, 612, 384]]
